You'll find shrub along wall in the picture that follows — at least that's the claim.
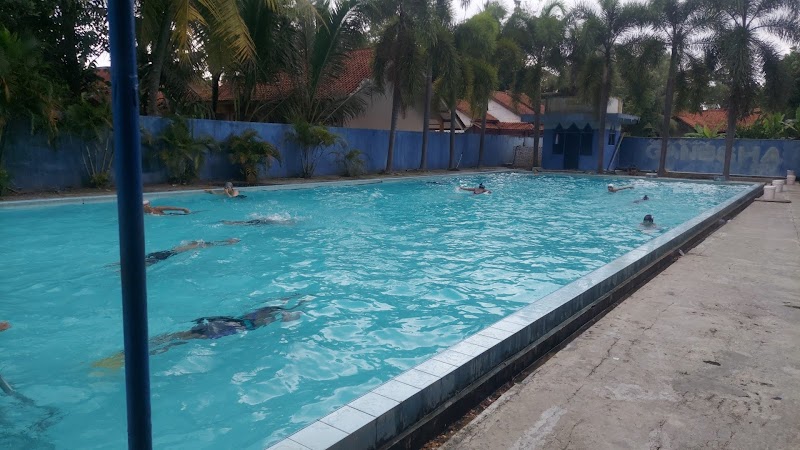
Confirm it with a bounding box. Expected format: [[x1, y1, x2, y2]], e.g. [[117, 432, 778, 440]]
[[3, 117, 526, 191]]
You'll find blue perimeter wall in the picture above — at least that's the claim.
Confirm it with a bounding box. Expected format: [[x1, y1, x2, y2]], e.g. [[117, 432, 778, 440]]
[[618, 137, 800, 177], [4, 117, 525, 190]]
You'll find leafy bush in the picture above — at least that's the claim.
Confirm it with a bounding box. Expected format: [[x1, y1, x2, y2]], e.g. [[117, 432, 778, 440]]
[[63, 93, 113, 188], [285, 121, 343, 178], [737, 113, 798, 139], [224, 130, 281, 183], [149, 115, 217, 184], [685, 124, 723, 139], [334, 148, 366, 177]]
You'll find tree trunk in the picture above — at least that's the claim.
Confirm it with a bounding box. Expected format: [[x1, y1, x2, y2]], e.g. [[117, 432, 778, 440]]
[[596, 57, 611, 173], [386, 83, 401, 173], [532, 85, 542, 170], [478, 109, 487, 168], [420, 63, 433, 170], [449, 93, 457, 169], [658, 45, 679, 177], [146, 12, 173, 116], [59, 0, 82, 96], [211, 72, 221, 119], [722, 100, 737, 180]]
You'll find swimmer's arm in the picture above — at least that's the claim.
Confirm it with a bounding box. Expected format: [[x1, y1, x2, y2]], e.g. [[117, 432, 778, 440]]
[[459, 187, 475, 192]]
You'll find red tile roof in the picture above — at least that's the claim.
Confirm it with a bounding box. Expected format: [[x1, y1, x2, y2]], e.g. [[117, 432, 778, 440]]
[[216, 48, 374, 102], [456, 100, 499, 122], [491, 91, 539, 115], [675, 109, 760, 132], [467, 121, 535, 137]]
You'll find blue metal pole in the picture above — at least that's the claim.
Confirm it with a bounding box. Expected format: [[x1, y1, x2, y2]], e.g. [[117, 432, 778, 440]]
[[107, 0, 153, 448]]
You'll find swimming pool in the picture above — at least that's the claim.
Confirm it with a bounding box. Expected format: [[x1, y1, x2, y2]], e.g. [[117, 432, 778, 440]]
[[0, 173, 750, 449]]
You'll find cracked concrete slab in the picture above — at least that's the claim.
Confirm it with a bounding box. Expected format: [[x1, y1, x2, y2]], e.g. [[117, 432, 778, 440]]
[[442, 183, 800, 450]]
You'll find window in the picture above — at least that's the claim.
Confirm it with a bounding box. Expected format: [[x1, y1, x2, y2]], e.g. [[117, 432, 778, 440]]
[[608, 128, 617, 146]]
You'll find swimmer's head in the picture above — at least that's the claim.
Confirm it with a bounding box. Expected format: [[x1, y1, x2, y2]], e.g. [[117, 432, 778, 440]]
[[643, 214, 654, 224], [142, 199, 151, 206], [479, 183, 485, 189], [643, 195, 649, 200], [225, 182, 233, 189], [607, 184, 614, 191]]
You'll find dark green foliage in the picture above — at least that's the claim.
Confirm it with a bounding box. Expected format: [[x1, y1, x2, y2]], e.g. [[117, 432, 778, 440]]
[[285, 121, 343, 178], [63, 92, 113, 188], [148, 116, 218, 184], [333, 148, 366, 177], [224, 129, 281, 183]]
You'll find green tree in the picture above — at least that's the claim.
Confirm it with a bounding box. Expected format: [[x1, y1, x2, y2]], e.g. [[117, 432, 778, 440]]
[[147, 115, 218, 183], [63, 92, 114, 188], [285, 121, 343, 178], [277, 0, 374, 125], [647, 0, 714, 176], [0, 27, 60, 195], [419, 0, 457, 171], [503, 1, 567, 169], [456, 9, 502, 167], [574, 0, 647, 173], [224, 129, 281, 183], [138, 0, 257, 115], [706, 0, 800, 179], [372, 0, 428, 173]]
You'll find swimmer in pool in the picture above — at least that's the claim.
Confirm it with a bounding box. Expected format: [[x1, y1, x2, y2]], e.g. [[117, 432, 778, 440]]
[[0, 321, 9, 332], [640, 214, 659, 229], [92, 297, 309, 369], [143, 199, 191, 215], [634, 195, 649, 203], [221, 217, 292, 226], [144, 238, 239, 266], [205, 182, 246, 198], [459, 183, 491, 195], [607, 183, 634, 193]]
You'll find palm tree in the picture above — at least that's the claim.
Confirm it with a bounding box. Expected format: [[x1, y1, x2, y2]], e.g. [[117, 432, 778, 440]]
[[647, 0, 713, 176], [419, 0, 456, 171], [574, 0, 647, 173], [278, 0, 374, 125], [138, 0, 258, 115], [372, 0, 428, 173], [455, 10, 502, 167], [504, 2, 566, 169], [706, 0, 800, 179]]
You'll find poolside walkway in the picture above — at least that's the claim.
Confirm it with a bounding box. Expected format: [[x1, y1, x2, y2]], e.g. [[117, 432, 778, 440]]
[[442, 183, 800, 450]]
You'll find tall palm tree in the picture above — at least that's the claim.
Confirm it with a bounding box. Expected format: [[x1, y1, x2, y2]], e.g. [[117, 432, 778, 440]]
[[278, 0, 373, 125], [372, 0, 428, 173], [138, 0, 258, 115], [419, 0, 456, 171], [455, 10, 501, 168], [706, 0, 800, 179], [648, 0, 713, 176], [574, 0, 647, 173], [503, 1, 566, 169]]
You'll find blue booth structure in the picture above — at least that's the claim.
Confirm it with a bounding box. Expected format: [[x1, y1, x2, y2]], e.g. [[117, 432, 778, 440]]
[[522, 96, 639, 171]]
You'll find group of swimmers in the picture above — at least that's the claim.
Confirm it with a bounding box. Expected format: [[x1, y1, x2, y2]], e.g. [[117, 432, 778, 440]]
[[607, 183, 659, 229]]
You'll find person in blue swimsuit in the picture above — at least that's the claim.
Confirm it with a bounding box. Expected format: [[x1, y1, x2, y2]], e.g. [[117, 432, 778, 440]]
[[93, 298, 308, 368]]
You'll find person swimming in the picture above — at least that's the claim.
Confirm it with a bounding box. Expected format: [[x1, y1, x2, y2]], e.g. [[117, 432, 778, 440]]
[[607, 184, 634, 193], [640, 214, 658, 229], [143, 199, 191, 215], [205, 182, 246, 198], [222, 216, 292, 226], [459, 183, 491, 195], [107, 239, 240, 268], [634, 195, 649, 203], [93, 297, 309, 368]]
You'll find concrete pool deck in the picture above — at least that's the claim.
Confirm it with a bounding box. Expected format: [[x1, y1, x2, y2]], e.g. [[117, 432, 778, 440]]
[[441, 183, 800, 450]]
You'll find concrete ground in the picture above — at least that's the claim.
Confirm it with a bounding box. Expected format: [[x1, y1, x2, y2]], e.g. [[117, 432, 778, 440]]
[[442, 183, 800, 450]]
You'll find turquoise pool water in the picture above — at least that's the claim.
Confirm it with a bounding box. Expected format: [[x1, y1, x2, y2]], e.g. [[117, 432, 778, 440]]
[[0, 173, 748, 449]]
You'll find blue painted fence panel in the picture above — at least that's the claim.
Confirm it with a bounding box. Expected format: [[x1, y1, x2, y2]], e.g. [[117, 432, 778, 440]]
[[618, 137, 800, 177], [5, 117, 524, 190]]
